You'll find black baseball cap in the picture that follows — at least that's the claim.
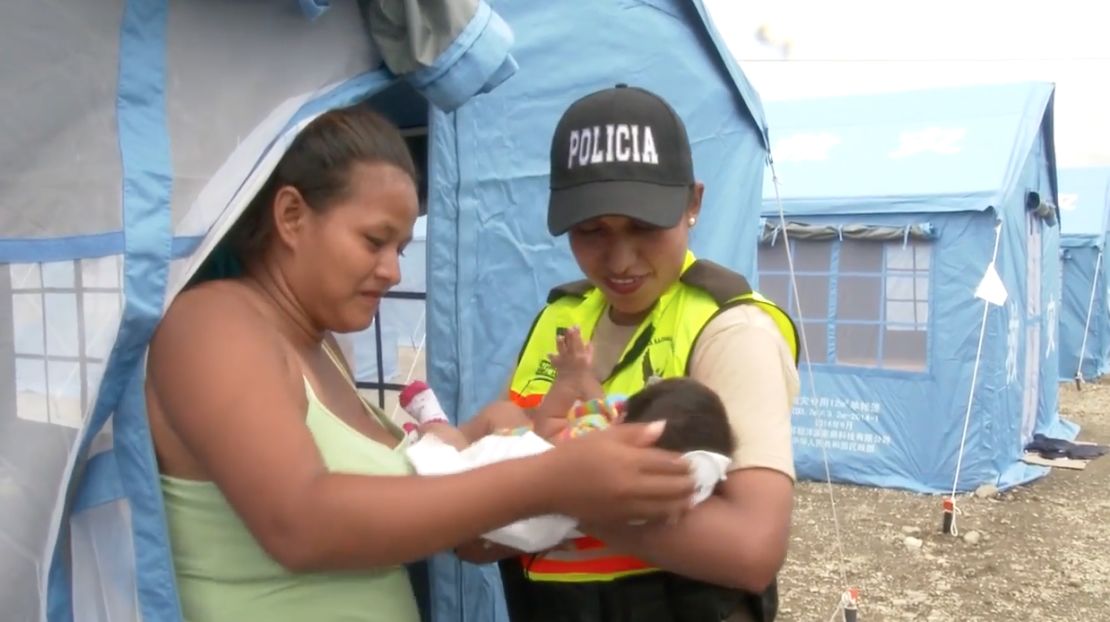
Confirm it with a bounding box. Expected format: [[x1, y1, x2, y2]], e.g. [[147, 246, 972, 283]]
[[547, 84, 695, 236]]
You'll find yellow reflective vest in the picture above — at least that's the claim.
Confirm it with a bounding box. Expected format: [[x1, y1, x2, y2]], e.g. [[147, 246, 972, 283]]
[[508, 251, 797, 582]]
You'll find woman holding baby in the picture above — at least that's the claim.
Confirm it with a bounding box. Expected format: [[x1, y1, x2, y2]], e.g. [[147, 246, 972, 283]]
[[145, 104, 697, 622]]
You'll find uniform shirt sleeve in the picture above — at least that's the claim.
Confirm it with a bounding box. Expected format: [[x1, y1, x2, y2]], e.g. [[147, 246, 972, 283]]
[[688, 304, 799, 480]]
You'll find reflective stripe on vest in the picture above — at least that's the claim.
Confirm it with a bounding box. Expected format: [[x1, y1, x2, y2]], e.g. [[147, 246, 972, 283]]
[[509, 251, 797, 583], [520, 536, 657, 583]]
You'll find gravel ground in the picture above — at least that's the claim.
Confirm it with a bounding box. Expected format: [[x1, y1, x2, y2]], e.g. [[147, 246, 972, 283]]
[[778, 380, 1110, 621]]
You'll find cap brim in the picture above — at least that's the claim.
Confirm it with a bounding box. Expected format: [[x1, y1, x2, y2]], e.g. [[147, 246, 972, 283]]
[[547, 180, 688, 236]]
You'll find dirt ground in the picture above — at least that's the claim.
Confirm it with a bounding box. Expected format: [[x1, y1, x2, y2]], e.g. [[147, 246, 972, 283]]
[[778, 380, 1110, 621]]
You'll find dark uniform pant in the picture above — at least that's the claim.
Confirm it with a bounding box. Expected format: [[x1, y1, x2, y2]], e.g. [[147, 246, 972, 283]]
[[499, 560, 776, 622]]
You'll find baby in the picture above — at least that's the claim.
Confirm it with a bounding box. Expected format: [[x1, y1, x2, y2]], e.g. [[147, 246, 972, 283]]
[[400, 327, 736, 552], [401, 326, 735, 459], [533, 325, 734, 462], [397, 326, 603, 447]]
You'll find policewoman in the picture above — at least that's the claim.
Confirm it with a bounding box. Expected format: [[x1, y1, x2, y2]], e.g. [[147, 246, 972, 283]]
[[499, 85, 800, 622]]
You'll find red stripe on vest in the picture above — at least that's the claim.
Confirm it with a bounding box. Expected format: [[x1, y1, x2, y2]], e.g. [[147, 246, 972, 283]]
[[525, 553, 655, 577], [509, 391, 544, 408]]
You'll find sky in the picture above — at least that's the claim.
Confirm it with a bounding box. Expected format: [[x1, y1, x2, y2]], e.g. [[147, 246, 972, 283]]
[[703, 0, 1110, 167]]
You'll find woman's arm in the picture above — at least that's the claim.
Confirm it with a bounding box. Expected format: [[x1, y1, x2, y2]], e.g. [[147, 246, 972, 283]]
[[586, 307, 799, 591], [148, 288, 695, 573], [581, 468, 793, 592]]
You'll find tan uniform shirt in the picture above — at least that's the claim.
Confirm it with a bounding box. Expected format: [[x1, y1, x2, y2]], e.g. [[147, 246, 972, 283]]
[[590, 305, 798, 480]]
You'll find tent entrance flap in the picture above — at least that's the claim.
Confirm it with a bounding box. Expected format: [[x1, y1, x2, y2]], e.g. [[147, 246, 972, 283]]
[[12, 2, 521, 622]]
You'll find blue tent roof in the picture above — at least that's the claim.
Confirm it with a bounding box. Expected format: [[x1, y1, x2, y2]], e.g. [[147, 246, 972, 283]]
[[761, 82, 1056, 216], [690, 0, 770, 150], [1059, 167, 1110, 244]]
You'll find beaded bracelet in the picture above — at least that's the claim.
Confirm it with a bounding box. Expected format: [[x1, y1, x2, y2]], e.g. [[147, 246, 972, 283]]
[[561, 397, 626, 439]]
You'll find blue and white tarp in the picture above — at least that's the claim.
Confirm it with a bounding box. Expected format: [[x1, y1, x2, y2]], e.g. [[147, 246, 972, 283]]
[[759, 82, 1076, 494], [1, 1, 515, 621], [1057, 167, 1110, 381]]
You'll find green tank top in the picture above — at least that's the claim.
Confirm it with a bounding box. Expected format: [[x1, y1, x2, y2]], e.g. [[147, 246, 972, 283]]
[[161, 347, 420, 622]]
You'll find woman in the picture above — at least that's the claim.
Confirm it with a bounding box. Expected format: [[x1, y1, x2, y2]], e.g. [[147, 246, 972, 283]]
[[489, 85, 800, 622], [144, 103, 697, 622]]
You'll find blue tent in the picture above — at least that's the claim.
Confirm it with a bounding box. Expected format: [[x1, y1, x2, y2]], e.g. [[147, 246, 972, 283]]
[[1, 1, 768, 622], [1057, 167, 1110, 382], [422, 2, 770, 620], [758, 82, 1076, 494]]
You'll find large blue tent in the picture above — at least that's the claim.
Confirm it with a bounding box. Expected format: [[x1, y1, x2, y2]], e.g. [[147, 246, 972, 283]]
[[758, 82, 1076, 494], [1057, 167, 1110, 382]]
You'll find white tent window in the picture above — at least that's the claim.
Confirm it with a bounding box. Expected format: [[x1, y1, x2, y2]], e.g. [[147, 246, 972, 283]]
[[835, 241, 882, 367], [757, 241, 831, 364], [9, 257, 122, 428], [758, 238, 932, 371], [879, 242, 931, 370], [884, 242, 930, 328]]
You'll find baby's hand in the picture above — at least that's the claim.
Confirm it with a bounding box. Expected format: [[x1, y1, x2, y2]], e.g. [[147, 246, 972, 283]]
[[549, 326, 593, 374]]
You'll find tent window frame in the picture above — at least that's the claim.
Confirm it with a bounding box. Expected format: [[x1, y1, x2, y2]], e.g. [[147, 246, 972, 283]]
[[8, 258, 123, 427], [757, 236, 933, 374]]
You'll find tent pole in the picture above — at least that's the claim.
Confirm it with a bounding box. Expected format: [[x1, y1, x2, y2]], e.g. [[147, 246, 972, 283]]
[[1074, 250, 1103, 387], [1075, 250, 1102, 390]]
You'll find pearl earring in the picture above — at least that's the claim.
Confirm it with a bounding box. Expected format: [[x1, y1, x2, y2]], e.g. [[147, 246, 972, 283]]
[[688, 217, 696, 227]]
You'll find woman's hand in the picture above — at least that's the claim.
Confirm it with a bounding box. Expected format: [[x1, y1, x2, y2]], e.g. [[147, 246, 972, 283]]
[[571, 469, 794, 593], [539, 421, 695, 526]]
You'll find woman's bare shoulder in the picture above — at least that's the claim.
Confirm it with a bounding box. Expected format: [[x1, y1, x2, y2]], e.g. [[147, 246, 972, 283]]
[[161, 279, 262, 325], [149, 280, 292, 387]]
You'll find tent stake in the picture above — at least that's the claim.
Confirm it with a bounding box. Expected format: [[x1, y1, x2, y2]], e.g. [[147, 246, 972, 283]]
[[941, 497, 955, 535], [841, 588, 860, 622]]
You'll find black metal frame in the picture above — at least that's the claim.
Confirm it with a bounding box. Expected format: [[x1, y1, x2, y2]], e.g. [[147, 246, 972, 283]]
[[354, 289, 426, 408]]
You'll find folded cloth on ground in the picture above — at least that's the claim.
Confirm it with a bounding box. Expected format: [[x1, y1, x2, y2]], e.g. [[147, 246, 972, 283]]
[[1024, 434, 1109, 460]]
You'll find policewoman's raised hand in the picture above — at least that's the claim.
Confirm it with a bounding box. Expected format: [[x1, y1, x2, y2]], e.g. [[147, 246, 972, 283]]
[[539, 421, 695, 525]]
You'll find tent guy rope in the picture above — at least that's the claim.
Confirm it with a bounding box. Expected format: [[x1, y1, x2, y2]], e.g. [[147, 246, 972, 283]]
[[946, 220, 1006, 536], [768, 160, 857, 620]]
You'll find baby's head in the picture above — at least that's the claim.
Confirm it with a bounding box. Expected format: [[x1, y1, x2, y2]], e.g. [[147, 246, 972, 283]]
[[622, 378, 735, 456]]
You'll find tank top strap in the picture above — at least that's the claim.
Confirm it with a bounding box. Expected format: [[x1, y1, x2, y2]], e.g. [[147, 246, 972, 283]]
[[321, 339, 357, 387], [318, 338, 402, 435]]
